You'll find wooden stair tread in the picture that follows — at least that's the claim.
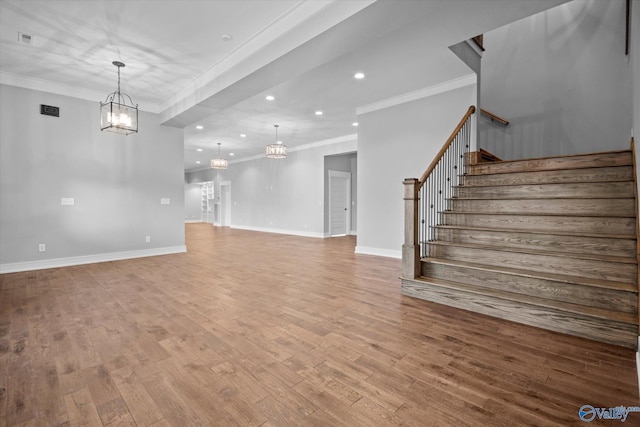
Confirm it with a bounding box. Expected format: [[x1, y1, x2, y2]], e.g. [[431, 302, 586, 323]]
[[455, 179, 634, 188], [448, 199, 635, 217], [459, 165, 634, 186], [413, 276, 637, 325], [451, 196, 635, 201], [453, 182, 634, 199], [454, 181, 634, 187], [435, 224, 636, 240], [426, 240, 637, 264], [422, 257, 638, 293], [443, 210, 636, 218], [467, 150, 632, 175], [473, 149, 632, 165]]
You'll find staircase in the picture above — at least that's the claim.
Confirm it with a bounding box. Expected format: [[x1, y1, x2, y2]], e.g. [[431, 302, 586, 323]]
[[401, 149, 639, 349]]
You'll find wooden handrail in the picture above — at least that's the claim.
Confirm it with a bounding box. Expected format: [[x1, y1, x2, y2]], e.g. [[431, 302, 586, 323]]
[[480, 108, 509, 125], [472, 35, 485, 51], [419, 105, 476, 185]]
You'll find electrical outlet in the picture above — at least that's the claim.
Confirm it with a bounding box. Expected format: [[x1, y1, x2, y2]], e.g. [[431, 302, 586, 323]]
[[38, 243, 46, 252], [145, 236, 151, 243]]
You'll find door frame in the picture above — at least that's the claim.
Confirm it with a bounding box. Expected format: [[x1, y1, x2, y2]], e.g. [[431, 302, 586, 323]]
[[219, 181, 231, 227], [328, 170, 351, 236]]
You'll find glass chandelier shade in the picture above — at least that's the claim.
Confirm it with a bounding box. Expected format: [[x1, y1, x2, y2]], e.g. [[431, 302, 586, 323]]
[[100, 61, 138, 135], [266, 124, 287, 158], [211, 143, 228, 169]]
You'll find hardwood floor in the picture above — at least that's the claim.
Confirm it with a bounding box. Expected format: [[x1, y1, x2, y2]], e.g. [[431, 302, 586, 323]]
[[1, 223, 638, 426]]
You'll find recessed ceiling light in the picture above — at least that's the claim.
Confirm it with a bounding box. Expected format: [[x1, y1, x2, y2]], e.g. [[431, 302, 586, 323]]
[[221, 34, 233, 42], [315, 111, 323, 116], [265, 95, 275, 101], [196, 125, 203, 130], [229, 153, 235, 156], [196, 161, 201, 164], [352, 122, 359, 127], [354, 72, 365, 79], [197, 148, 203, 152], [240, 134, 246, 138]]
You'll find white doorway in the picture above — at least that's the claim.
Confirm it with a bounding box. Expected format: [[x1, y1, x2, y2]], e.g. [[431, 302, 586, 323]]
[[220, 181, 231, 227], [328, 170, 351, 236]]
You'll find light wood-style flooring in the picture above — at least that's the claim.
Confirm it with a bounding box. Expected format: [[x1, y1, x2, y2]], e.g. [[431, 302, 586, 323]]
[[1, 223, 638, 426]]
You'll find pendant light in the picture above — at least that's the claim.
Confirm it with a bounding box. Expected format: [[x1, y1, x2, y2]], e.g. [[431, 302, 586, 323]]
[[266, 124, 287, 158], [211, 142, 228, 169], [100, 61, 138, 135]]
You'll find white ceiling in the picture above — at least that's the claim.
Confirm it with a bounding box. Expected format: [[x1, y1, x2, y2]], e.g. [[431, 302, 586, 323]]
[[0, 0, 567, 172]]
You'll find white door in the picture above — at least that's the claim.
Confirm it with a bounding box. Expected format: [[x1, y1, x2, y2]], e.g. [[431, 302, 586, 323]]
[[329, 170, 351, 236]]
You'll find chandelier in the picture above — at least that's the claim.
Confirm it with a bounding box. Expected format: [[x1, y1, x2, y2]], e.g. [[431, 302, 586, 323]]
[[266, 124, 287, 158], [100, 61, 138, 135], [211, 142, 228, 169]]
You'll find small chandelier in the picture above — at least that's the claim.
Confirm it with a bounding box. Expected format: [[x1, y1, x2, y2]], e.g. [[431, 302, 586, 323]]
[[266, 124, 287, 158], [100, 61, 138, 135], [211, 142, 228, 169]]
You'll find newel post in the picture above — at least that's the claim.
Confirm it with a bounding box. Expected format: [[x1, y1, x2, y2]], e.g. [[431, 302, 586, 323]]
[[402, 178, 420, 279]]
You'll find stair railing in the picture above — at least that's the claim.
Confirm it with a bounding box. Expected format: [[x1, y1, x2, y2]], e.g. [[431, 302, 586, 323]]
[[480, 108, 509, 125], [403, 105, 476, 279]]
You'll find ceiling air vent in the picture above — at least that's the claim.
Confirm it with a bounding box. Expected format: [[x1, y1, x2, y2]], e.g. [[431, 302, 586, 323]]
[[40, 104, 59, 117], [17, 32, 33, 45]]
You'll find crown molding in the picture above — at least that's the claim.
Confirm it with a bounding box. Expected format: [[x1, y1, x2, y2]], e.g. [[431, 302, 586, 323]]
[[0, 71, 161, 113], [185, 132, 357, 173], [228, 133, 357, 165], [356, 73, 476, 116], [159, 0, 375, 123]]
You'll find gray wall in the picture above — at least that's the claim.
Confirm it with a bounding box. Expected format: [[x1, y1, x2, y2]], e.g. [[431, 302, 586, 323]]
[[0, 85, 185, 271], [186, 138, 357, 237], [184, 181, 203, 222], [357, 84, 476, 257], [481, 0, 632, 159], [324, 153, 357, 235]]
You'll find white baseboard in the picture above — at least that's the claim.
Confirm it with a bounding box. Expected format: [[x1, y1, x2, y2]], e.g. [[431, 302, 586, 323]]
[[231, 225, 325, 239], [0, 246, 187, 274], [355, 246, 402, 259], [184, 220, 202, 223]]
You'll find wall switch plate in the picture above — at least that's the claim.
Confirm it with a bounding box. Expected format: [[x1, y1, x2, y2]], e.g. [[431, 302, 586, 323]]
[[38, 243, 46, 252], [160, 198, 170, 205], [145, 236, 151, 243], [61, 197, 74, 205]]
